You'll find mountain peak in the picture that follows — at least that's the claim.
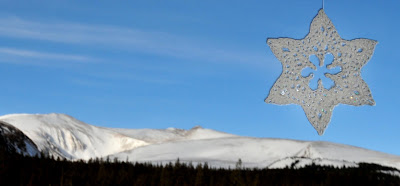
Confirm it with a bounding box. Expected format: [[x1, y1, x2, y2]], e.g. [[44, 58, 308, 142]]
[[191, 125, 203, 130]]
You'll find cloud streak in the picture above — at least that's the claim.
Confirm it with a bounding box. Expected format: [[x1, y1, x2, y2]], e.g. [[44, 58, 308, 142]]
[[0, 17, 267, 66], [0, 47, 93, 62]]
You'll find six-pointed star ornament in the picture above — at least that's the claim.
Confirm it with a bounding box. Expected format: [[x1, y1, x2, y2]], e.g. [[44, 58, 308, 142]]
[[265, 9, 377, 135]]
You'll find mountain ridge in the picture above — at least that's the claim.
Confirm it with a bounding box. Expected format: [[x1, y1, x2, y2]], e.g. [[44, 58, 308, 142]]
[[1, 113, 399, 170]]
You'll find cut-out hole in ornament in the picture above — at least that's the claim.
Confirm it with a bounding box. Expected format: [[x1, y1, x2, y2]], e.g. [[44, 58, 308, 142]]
[[321, 26, 325, 32], [282, 47, 290, 52], [357, 48, 363, 53], [301, 53, 342, 90], [313, 46, 318, 51]]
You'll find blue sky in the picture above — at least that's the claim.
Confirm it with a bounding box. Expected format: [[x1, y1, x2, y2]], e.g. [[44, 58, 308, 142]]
[[0, 0, 399, 155]]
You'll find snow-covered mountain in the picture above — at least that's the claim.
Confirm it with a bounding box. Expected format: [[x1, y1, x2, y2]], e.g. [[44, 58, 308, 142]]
[[1, 113, 400, 170], [0, 113, 147, 159]]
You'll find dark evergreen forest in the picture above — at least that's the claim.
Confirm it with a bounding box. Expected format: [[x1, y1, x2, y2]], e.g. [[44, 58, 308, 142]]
[[1, 139, 400, 185]]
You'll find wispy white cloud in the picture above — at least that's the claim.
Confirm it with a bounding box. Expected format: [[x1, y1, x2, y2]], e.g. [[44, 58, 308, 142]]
[[0, 47, 93, 62], [0, 17, 268, 66]]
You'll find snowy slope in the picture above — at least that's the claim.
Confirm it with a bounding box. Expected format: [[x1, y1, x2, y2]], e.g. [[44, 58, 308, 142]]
[[110, 137, 400, 169], [1, 113, 400, 170], [0, 113, 148, 160]]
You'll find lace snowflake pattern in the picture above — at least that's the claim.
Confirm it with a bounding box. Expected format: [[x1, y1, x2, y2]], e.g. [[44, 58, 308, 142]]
[[265, 9, 377, 135]]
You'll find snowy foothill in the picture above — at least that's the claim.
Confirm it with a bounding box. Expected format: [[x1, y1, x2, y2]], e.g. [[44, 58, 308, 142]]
[[1, 113, 400, 171]]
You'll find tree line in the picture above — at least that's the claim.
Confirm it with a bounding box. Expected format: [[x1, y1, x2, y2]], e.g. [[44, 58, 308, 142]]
[[1, 143, 400, 185]]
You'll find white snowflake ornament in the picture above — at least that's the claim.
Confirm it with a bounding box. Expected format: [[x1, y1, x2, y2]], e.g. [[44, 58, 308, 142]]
[[265, 9, 377, 135]]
